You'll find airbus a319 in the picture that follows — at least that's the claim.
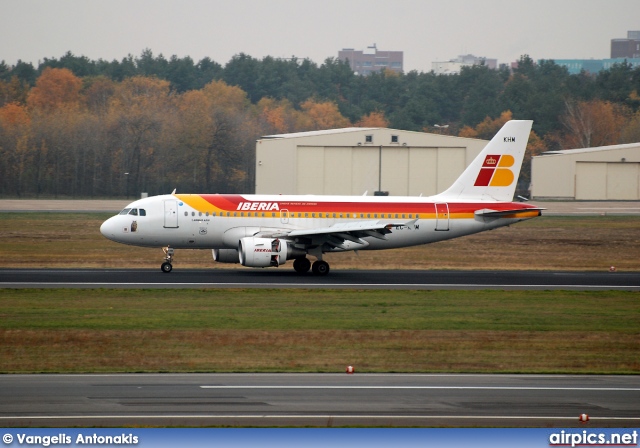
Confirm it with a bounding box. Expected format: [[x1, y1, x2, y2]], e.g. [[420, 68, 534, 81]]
[[100, 120, 542, 275]]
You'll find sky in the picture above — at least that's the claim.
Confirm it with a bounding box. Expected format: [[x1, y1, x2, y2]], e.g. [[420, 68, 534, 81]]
[[2, 0, 640, 73]]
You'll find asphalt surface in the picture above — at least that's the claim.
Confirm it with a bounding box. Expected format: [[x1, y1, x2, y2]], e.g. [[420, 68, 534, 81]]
[[1, 268, 638, 290], [0, 373, 638, 427]]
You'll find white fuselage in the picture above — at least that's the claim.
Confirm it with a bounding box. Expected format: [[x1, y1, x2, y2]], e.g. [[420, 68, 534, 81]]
[[100, 193, 540, 251]]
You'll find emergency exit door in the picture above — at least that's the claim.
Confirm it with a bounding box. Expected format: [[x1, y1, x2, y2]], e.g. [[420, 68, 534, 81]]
[[435, 203, 449, 231]]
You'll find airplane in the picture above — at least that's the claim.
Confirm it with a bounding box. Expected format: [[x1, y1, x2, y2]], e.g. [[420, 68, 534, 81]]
[[100, 120, 543, 275]]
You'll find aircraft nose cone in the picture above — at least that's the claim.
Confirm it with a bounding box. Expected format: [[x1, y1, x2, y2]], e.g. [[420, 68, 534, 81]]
[[100, 217, 118, 241]]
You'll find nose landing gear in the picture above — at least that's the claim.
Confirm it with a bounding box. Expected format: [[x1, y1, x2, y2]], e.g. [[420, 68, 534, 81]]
[[161, 246, 174, 273]]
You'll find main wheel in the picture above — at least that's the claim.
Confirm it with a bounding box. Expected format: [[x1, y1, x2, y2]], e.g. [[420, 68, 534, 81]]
[[311, 260, 330, 276], [293, 257, 311, 274], [161, 262, 173, 273]]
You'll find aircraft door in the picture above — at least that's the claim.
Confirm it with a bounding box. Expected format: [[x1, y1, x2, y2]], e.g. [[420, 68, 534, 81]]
[[435, 203, 449, 231], [280, 209, 289, 224], [164, 200, 179, 228]]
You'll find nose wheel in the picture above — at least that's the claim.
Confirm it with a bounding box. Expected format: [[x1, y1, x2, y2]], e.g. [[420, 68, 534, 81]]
[[161, 246, 174, 273]]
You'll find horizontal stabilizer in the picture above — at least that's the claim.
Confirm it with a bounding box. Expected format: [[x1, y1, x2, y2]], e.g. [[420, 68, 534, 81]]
[[474, 208, 545, 218]]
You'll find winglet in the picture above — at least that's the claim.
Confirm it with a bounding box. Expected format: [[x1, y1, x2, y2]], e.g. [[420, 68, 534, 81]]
[[435, 120, 533, 202]]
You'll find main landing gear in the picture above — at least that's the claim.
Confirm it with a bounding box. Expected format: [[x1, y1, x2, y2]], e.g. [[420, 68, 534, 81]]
[[161, 246, 174, 273], [293, 257, 330, 276]]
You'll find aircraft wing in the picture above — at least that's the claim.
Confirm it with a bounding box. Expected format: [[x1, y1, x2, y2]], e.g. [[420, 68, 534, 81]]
[[260, 219, 417, 249]]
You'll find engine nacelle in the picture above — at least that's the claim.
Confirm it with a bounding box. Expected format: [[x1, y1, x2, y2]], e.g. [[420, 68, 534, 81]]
[[238, 237, 301, 268], [212, 248, 240, 264]]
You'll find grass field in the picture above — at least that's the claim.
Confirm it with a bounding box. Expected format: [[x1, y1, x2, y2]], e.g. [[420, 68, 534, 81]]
[[1, 289, 638, 374], [0, 213, 638, 374]]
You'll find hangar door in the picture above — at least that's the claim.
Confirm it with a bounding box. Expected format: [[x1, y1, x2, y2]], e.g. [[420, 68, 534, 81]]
[[575, 162, 639, 200], [296, 146, 466, 196]]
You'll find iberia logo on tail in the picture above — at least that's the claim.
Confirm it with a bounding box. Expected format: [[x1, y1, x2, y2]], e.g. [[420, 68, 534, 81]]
[[474, 154, 515, 187]]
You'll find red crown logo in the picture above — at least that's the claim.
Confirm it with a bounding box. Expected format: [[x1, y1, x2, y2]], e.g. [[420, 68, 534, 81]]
[[485, 156, 497, 165]]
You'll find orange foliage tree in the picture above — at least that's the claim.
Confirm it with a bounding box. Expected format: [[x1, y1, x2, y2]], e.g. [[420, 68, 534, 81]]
[[355, 111, 389, 128], [0, 103, 32, 195], [458, 111, 513, 139], [299, 99, 351, 130], [560, 100, 628, 149], [256, 98, 299, 134], [26, 67, 82, 111]]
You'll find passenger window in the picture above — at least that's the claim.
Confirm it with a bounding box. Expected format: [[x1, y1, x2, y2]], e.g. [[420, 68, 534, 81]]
[[119, 208, 131, 215], [184, 212, 188, 216]]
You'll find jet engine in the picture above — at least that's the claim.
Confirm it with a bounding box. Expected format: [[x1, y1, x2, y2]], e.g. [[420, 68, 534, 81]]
[[238, 237, 304, 268], [212, 248, 240, 264]]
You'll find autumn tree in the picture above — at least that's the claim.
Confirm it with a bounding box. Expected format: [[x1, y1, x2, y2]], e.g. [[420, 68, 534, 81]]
[[0, 103, 31, 195], [256, 97, 312, 134], [108, 76, 172, 196], [355, 111, 389, 128], [560, 100, 629, 149], [83, 76, 115, 115], [519, 130, 547, 191], [458, 110, 513, 139], [26, 67, 82, 111], [299, 99, 351, 130], [0, 76, 30, 107], [620, 109, 640, 143]]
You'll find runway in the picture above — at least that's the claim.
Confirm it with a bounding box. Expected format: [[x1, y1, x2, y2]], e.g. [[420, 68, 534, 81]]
[[0, 373, 638, 427], [1, 268, 639, 290]]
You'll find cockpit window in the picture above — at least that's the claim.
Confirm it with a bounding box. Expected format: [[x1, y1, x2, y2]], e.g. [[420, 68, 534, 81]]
[[139, 209, 146, 216], [128, 208, 138, 216], [119, 208, 131, 215]]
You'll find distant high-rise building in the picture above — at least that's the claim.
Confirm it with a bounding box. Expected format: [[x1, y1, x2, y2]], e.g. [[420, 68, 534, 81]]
[[611, 31, 640, 59], [338, 44, 403, 75], [551, 58, 640, 75], [432, 54, 498, 75]]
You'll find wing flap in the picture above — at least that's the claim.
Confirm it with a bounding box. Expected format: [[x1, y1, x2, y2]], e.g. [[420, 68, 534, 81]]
[[285, 219, 415, 245]]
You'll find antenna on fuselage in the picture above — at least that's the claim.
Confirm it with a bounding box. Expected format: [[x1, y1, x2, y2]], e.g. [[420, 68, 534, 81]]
[[171, 188, 177, 194]]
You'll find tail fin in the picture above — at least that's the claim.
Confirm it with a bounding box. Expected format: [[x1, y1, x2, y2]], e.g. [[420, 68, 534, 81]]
[[436, 120, 533, 202]]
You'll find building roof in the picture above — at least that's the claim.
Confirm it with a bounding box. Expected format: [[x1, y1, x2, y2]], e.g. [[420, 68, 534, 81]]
[[260, 128, 380, 139], [538, 142, 640, 157], [259, 127, 484, 143]]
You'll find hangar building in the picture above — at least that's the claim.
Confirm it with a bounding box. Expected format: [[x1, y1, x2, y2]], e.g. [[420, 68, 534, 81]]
[[531, 143, 640, 200], [255, 128, 489, 196]]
